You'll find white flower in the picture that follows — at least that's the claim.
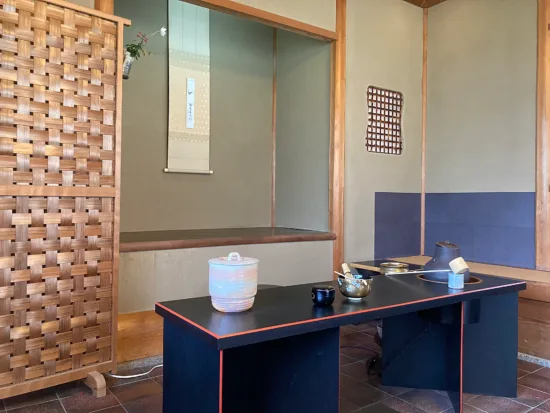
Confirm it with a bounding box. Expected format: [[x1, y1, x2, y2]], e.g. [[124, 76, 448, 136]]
[[160, 26, 167, 37]]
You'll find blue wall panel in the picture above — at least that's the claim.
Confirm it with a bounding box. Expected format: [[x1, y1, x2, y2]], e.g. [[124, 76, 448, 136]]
[[425, 192, 535, 269], [374, 193, 421, 259]]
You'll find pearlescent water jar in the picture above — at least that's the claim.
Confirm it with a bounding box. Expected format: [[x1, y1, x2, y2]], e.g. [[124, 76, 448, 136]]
[[208, 252, 259, 313]]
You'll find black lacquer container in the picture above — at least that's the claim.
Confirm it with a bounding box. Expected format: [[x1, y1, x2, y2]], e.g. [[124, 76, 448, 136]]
[[311, 285, 336, 306]]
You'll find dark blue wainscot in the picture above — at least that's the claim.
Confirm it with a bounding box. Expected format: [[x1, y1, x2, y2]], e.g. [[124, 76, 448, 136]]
[[374, 192, 421, 259], [425, 192, 535, 268]]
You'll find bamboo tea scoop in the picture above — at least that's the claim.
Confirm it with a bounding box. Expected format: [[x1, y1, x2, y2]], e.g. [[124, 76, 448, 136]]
[[384, 269, 450, 276], [386, 257, 469, 276]]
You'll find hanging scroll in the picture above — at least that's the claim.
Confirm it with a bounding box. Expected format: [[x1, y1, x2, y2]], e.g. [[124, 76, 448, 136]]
[[167, 1, 212, 174]]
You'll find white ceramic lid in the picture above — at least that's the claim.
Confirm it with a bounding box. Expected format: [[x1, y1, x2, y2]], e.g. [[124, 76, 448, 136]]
[[208, 252, 259, 266]]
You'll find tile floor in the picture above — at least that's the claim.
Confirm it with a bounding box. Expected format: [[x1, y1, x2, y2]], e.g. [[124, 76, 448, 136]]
[[1, 322, 549, 413]]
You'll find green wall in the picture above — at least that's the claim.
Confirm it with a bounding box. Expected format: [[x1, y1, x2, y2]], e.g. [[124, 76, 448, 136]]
[[116, 1, 273, 232], [275, 30, 331, 231], [426, 0, 536, 193]]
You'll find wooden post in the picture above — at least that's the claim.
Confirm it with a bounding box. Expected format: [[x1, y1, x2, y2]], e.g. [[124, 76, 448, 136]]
[[330, 0, 346, 273], [421, 9, 428, 255], [536, 0, 550, 270], [95, 0, 114, 14], [271, 29, 277, 228]]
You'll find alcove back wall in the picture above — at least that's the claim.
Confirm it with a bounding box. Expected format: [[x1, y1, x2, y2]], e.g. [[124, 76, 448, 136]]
[[426, 0, 537, 267], [116, 0, 273, 232]]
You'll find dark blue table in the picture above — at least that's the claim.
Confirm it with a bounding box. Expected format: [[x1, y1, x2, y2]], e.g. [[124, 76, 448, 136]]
[[156, 263, 525, 413]]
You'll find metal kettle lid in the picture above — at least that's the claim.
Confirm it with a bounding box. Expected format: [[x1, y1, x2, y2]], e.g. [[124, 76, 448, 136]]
[[435, 241, 458, 249]]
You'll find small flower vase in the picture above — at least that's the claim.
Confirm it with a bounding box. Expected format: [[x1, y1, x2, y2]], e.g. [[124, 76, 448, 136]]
[[122, 50, 135, 79]]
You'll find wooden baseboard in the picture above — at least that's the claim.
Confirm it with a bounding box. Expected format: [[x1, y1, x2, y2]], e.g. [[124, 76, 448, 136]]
[[519, 298, 550, 361], [117, 311, 163, 363]]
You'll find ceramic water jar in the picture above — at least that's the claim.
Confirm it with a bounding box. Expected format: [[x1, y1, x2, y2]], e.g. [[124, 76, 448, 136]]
[[208, 252, 259, 312]]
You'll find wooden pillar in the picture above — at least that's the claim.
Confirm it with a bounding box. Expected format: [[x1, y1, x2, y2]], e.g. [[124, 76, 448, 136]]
[[421, 9, 428, 255], [271, 29, 277, 228], [330, 0, 346, 273], [536, 0, 550, 270], [95, 0, 114, 14]]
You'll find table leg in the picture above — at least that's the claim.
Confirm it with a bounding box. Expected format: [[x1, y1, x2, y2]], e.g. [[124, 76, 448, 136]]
[[222, 327, 340, 413], [163, 320, 222, 413], [463, 292, 518, 397], [382, 302, 464, 413], [162, 320, 340, 413]]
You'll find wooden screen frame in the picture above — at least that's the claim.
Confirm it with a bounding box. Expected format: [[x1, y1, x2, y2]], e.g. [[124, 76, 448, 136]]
[[0, 0, 130, 398]]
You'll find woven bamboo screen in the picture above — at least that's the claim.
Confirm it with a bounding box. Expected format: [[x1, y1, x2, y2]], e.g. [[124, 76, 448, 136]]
[[0, 0, 129, 398]]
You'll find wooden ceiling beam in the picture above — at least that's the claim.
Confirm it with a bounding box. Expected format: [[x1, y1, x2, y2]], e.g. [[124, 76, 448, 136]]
[[403, 0, 447, 8]]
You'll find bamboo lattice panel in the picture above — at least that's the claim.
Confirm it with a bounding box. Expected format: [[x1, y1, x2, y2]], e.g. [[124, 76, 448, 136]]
[[0, 0, 124, 393], [366, 86, 403, 155]]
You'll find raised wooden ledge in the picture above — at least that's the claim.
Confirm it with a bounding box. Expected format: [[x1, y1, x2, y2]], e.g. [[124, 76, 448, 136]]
[[120, 227, 336, 253], [390, 255, 550, 303]]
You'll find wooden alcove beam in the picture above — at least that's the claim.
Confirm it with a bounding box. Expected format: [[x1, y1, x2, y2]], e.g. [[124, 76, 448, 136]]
[[184, 0, 337, 41]]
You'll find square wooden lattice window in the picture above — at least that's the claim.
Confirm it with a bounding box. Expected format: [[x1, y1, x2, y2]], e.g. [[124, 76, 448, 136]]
[[366, 86, 403, 155]]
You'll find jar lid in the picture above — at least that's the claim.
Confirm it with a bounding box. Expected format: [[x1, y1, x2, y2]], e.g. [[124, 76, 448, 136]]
[[436, 241, 458, 249], [208, 252, 259, 266]]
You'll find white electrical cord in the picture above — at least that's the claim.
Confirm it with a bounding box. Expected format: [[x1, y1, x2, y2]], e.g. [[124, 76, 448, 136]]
[[105, 364, 163, 379]]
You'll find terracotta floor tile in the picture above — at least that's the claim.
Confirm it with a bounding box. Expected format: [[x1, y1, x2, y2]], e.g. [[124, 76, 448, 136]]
[[464, 393, 479, 402], [89, 407, 126, 413], [8, 400, 64, 413], [361, 326, 378, 336], [341, 332, 372, 346], [340, 397, 360, 413], [55, 381, 90, 399], [349, 321, 378, 332], [511, 384, 550, 407], [340, 381, 389, 408], [341, 326, 355, 336], [60, 389, 119, 413], [372, 397, 426, 413], [518, 368, 550, 394], [365, 376, 410, 396], [341, 361, 370, 381], [443, 405, 486, 413], [468, 395, 531, 413], [359, 333, 381, 352], [4, 388, 57, 411], [105, 365, 147, 388], [110, 379, 162, 405], [517, 369, 530, 379], [153, 375, 163, 387], [147, 366, 163, 378], [341, 353, 356, 366], [340, 373, 359, 388], [536, 399, 550, 412], [340, 345, 378, 361], [517, 359, 543, 373], [123, 393, 162, 413], [398, 389, 452, 413]]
